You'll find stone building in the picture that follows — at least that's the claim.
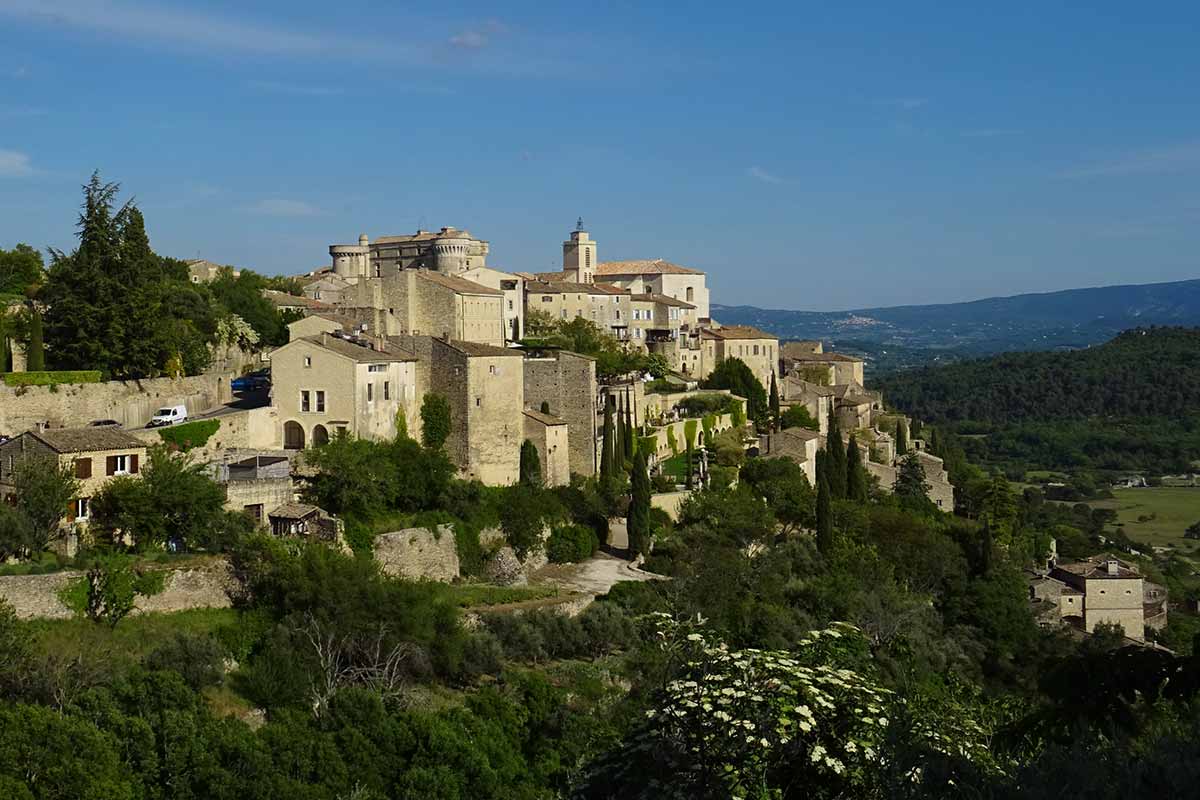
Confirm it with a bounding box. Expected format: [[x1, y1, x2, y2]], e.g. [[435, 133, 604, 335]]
[[270, 332, 420, 450], [329, 227, 489, 278], [342, 269, 506, 346], [758, 427, 820, 485], [210, 452, 295, 525], [781, 378, 833, 435], [1030, 555, 1167, 642], [697, 326, 779, 391], [596, 258, 710, 320], [630, 293, 697, 349], [523, 350, 599, 478], [524, 280, 631, 339], [461, 266, 525, 342], [522, 409, 570, 487], [0, 427, 148, 553], [186, 259, 239, 283], [783, 351, 865, 387]]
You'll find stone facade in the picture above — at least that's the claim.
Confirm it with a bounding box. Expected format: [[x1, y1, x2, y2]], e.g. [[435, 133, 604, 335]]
[[596, 259, 710, 320], [524, 280, 630, 339], [374, 525, 461, 582], [522, 409, 570, 487], [0, 372, 232, 436], [270, 333, 420, 450], [343, 270, 506, 347], [697, 326, 779, 391], [758, 428, 820, 485], [461, 266, 525, 342], [1049, 556, 1152, 640], [330, 227, 490, 278], [523, 351, 599, 478]]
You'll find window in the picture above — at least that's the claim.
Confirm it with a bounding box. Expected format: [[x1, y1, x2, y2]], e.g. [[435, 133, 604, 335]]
[[74, 497, 90, 520], [475, 397, 482, 406], [368, 364, 386, 372], [316, 391, 325, 413], [301, 390, 311, 412], [367, 383, 374, 402], [304, 356, 312, 368], [74, 458, 92, 479], [753, 345, 760, 355], [489, 365, 497, 375], [108, 455, 131, 476], [615, 309, 622, 320], [507, 300, 513, 310], [383, 381, 390, 400], [541, 296, 552, 303], [561, 309, 567, 319]]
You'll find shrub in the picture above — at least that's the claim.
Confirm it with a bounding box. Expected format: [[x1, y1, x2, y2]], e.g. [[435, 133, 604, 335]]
[[577, 602, 636, 655], [156, 419, 220, 451], [676, 393, 734, 418], [546, 523, 599, 564], [485, 614, 548, 662], [1, 370, 101, 387], [144, 631, 227, 690], [460, 630, 504, 679]]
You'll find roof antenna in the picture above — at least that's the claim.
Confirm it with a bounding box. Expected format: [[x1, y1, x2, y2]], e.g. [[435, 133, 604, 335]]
[[576, 216, 584, 231]]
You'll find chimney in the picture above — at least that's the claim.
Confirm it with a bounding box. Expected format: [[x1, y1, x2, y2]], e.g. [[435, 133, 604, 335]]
[[1106, 559, 1119, 576]]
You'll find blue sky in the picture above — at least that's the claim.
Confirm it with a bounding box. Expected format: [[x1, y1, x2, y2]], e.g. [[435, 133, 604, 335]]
[[1, 1, 1198, 310]]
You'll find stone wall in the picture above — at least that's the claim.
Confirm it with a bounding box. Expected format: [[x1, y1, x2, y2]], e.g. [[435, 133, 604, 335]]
[[0, 373, 233, 436], [650, 490, 690, 521], [374, 525, 461, 582], [523, 352, 598, 478], [132, 406, 281, 462], [0, 562, 234, 620]]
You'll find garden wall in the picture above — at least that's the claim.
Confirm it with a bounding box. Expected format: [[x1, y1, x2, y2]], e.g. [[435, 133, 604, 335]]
[[0, 372, 234, 435], [374, 525, 461, 582]]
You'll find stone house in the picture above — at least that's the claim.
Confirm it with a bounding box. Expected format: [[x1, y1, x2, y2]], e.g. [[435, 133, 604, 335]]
[[697, 326, 779, 392], [596, 258, 710, 320], [0, 427, 148, 551], [630, 292, 696, 351], [1031, 555, 1168, 641], [343, 269, 507, 347], [269, 502, 341, 542], [301, 272, 354, 304], [758, 428, 820, 485], [523, 350, 599, 478], [270, 333, 420, 450], [186, 258, 239, 283], [523, 279, 631, 339], [836, 393, 876, 433], [264, 289, 329, 314], [460, 266, 525, 342], [210, 452, 295, 525], [781, 378, 833, 435], [781, 340, 823, 358], [783, 351, 865, 386], [286, 312, 364, 341], [522, 409, 570, 487]]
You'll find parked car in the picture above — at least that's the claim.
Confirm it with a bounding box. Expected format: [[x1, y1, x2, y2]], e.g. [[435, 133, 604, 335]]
[[232, 373, 270, 391], [147, 405, 188, 428], [88, 419, 122, 427]]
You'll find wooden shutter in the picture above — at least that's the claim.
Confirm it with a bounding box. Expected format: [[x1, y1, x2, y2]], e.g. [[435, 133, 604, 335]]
[[130, 454, 139, 474], [66, 498, 76, 522], [74, 458, 92, 479], [106, 456, 117, 476]]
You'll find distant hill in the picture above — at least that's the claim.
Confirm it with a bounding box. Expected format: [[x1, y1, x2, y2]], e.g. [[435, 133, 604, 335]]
[[713, 278, 1200, 369], [874, 327, 1200, 474]]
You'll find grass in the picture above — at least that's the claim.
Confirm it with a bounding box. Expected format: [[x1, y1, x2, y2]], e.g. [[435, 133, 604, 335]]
[[1092, 487, 1200, 548], [659, 452, 693, 484], [157, 418, 220, 450], [22, 607, 238, 663]]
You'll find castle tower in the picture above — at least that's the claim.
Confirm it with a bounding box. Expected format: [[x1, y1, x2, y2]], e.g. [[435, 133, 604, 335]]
[[431, 227, 472, 274], [562, 219, 596, 284], [329, 233, 370, 278]]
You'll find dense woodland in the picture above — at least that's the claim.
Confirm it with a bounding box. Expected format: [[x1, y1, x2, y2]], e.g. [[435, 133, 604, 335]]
[[0, 174, 301, 379], [875, 327, 1200, 474]]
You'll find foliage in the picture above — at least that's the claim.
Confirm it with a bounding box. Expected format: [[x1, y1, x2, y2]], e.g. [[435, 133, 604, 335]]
[[500, 485, 563, 558], [702, 357, 768, 425], [546, 523, 600, 563], [676, 393, 737, 418], [846, 434, 868, 502], [895, 453, 932, 511], [519, 439, 542, 487], [782, 403, 820, 431], [825, 407, 847, 499], [0, 242, 44, 296], [156, 418, 220, 450], [1, 369, 102, 386], [741, 457, 816, 536], [419, 392, 452, 451], [769, 371, 781, 430], [709, 427, 747, 469], [600, 396, 617, 478], [207, 268, 287, 346], [895, 418, 908, 455], [627, 447, 652, 557], [0, 505, 36, 562], [10, 455, 79, 554], [84, 557, 165, 628], [24, 307, 43, 371], [817, 462, 834, 555], [143, 631, 227, 690], [678, 485, 776, 549]]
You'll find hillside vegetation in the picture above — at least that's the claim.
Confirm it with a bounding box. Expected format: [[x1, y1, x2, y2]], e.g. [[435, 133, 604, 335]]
[[876, 327, 1200, 474]]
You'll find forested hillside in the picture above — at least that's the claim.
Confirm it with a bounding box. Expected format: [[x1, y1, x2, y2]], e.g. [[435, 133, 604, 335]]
[[876, 327, 1200, 474]]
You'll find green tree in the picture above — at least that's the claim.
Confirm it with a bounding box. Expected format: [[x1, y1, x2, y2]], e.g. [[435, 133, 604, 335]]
[[0, 505, 35, 561], [845, 433, 868, 502], [623, 390, 635, 461], [0, 243, 44, 296], [420, 392, 452, 451], [1186, 520, 1200, 540], [84, 556, 163, 628], [768, 372, 780, 431], [11, 455, 79, 553], [816, 462, 833, 555], [895, 418, 908, 456], [825, 407, 847, 499], [600, 396, 616, 478], [519, 439, 542, 487], [895, 452, 931, 505], [780, 403, 819, 431], [207, 268, 289, 345], [24, 305, 43, 371], [740, 457, 815, 535], [627, 448, 652, 557], [702, 357, 768, 426]]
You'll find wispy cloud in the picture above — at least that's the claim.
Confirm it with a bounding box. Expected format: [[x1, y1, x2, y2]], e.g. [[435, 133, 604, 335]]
[[245, 198, 322, 218], [879, 97, 928, 110], [1061, 141, 1200, 178], [0, 0, 400, 59], [247, 80, 344, 97], [0, 148, 34, 177], [746, 166, 784, 185], [448, 20, 508, 50]]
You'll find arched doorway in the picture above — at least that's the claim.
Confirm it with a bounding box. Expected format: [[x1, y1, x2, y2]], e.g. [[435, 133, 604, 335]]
[[312, 424, 329, 447], [283, 421, 305, 450]]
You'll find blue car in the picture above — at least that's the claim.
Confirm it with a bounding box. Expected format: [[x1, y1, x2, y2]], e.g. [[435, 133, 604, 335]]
[[232, 373, 270, 391]]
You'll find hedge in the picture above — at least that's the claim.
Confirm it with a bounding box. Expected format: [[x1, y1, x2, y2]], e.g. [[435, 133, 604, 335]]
[[157, 419, 220, 451], [2, 370, 102, 387]]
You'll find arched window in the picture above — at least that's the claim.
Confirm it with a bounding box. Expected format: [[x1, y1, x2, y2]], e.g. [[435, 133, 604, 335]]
[[283, 421, 306, 450], [312, 424, 330, 447], [686, 286, 694, 302]]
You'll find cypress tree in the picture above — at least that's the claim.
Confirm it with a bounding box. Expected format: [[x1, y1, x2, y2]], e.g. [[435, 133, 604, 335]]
[[816, 462, 833, 556], [600, 396, 616, 478], [25, 306, 44, 371], [825, 407, 847, 499], [613, 394, 624, 469], [519, 439, 542, 487], [769, 372, 780, 431], [627, 447, 652, 557], [846, 433, 867, 502], [895, 419, 908, 457], [623, 390, 634, 461]]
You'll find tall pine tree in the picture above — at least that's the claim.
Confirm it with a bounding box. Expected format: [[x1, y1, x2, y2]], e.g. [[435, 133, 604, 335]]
[[825, 406, 847, 499], [600, 396, 616, 478], [816, 460, 833, 556], [627, 447, 652, 557], [769, 372, 781, 431], [845, 433, 867, 502], [623, 389, 635, 461]]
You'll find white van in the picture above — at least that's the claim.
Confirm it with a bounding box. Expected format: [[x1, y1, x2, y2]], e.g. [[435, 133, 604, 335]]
[[147, 405, 188, 428]]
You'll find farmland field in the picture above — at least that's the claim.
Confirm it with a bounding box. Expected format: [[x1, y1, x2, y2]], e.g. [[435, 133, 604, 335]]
[[1092, 487, 1200, 548]]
